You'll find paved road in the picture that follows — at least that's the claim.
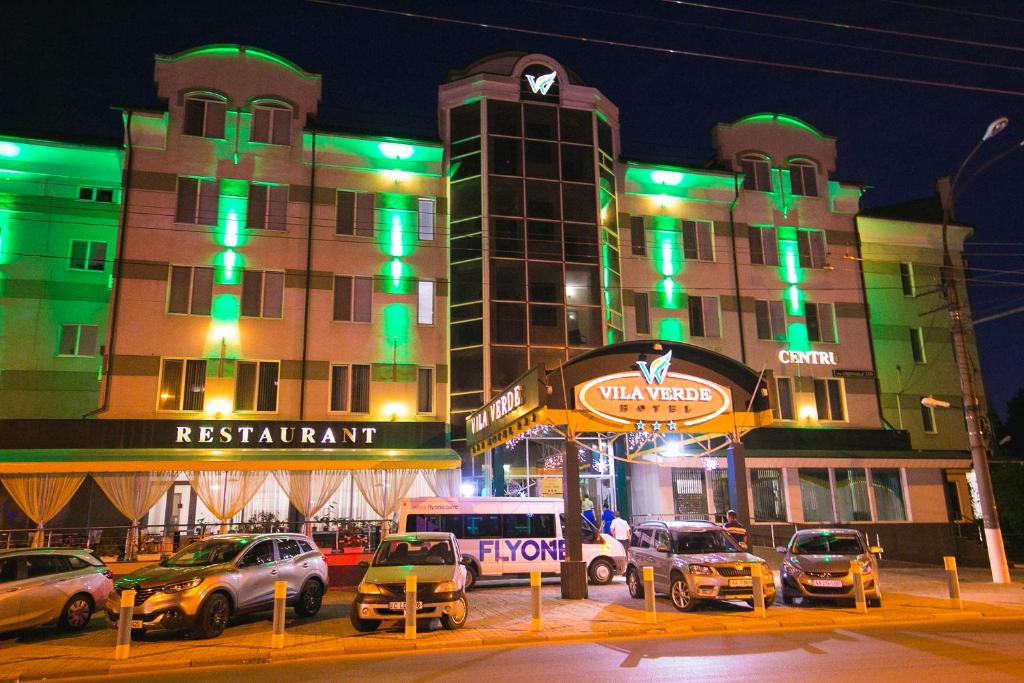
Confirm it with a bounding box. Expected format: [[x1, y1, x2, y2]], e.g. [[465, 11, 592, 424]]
[[79, 617, 1024, 682]]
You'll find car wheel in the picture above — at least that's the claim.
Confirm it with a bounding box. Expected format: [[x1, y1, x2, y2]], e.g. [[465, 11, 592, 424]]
[[58, 593, 93, 632], [192, 593, 230, 639], [465, 564, 479, 592], [441, 596, 468, 630], [669, 575, 697, 612], [588, 559, 614, 585], [294, 579, 324, 617], [626, 567, 644, 599]]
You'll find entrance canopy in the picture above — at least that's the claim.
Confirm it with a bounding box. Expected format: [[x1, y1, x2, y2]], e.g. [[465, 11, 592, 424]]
[[467, 340, 772, 461]]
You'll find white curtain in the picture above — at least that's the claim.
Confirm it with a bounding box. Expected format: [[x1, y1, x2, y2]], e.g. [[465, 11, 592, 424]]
[[422, 469, 462, 498], [1, 474, 86, 547], [187, 471, 268, 533], [93, 472, 178, 559], [352, 470, 419, 535], [273, 470, 348, 536]]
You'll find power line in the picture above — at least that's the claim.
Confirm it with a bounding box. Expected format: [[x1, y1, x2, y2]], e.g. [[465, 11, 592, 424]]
[[873, 0, 1024, 25]]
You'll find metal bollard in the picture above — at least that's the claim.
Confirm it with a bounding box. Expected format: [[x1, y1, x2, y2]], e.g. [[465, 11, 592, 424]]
[[851, 563, 868, 614], [643, 566, 656, 623], [271, 580, 287, 648], [750, 564, 766, 618], [530, 571, 542, 631], [114, 589, 136, 661], [405, 575, 417, 639], [944, 556, 963, 610]]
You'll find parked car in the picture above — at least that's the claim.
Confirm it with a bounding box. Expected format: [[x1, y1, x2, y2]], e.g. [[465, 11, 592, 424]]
[[778, 528, 883, 607], [351, 532, 469, 632], [624, 520, 775, 612], [0, 548, 113, 633], [105, 533, 327, 639]]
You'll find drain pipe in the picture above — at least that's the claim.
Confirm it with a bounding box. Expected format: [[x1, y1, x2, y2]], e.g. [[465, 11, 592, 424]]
[[299, 131, 317, 419], [728, 171, 747, 364]]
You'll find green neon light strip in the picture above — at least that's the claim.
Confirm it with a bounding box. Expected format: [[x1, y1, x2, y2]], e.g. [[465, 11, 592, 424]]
[[734, 113, 827, 139], [156, 45, 320, 80]]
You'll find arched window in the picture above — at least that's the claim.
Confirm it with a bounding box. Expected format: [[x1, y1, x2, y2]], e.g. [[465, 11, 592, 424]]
[[183, 93, 227, 139], [789, 159, 819, 197], [740, 154, 772, 192], [250, 100, 291, 145]]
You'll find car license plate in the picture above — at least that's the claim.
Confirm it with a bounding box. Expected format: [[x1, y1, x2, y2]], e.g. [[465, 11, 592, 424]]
[[809, 579, 843, 588], [130, 620, 143, 629], [388, 601, 423, 611], [728, 579, 753, 588]]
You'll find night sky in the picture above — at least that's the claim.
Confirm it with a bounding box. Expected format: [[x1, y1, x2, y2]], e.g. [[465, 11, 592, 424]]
[[4, 0, 1022, 416]]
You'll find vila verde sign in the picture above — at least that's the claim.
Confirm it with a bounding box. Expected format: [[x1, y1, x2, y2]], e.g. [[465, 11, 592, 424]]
[[466, 367, 543, 451]]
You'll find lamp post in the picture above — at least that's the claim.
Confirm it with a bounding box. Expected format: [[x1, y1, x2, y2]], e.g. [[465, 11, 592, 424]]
[[937, 116, 1012, 584]]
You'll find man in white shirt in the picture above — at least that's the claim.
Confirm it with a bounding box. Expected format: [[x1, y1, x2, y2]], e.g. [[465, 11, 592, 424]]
[[608, 510, 631, 547]]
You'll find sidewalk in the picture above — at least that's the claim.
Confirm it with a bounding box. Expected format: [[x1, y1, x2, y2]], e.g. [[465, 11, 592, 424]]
[[1, 568, 1023, 681]]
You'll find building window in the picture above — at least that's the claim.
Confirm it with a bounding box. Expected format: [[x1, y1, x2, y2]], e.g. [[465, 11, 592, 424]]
[[183, 95, 226, 139], [910, 327, 926, 363], [58, 324, 98, 357], [69, 240, 107, 272], [920, 397, 937, 433], [900, 262, 915, 296], [775, 377, 795, 420], [797, 229, 828, 269], [872, 468, 907, 520], [688, 295, 720, 338], [168, 265, 214, 315], [751, 468, 787, 521], [241, 270, 284, 318], [418, 197, 435, 240], [77, 187, 114, 203], [682, 220, 714, 261], [250, 103, 291, 145], [634, 291, 651, 335], [417, 280, 435, 325], [158, 359, 207, 411], [336, 191, 376, 237], [748, 226, 779, 265], [835, 468, 871, 522], [806, 302, 836, 343], [175, 177, 220, 225], [247, 184, 288, 231], [741, 156, 772, 192], [799, 468, 834, 522], [417, 367, 434, 414], [234, 361, 279, 412], [333, 275, 373, 322], [629, 216, 646, 256], [351, 364, 370, 413], [813, 378, 847, 421], [755, 300, 787, 341], [789, 162, 819, 197], [329, 365, 350, 412]]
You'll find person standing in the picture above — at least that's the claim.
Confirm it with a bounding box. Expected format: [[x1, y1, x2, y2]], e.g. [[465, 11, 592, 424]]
[[582, 493, 596, 525], [723, 509, 748, 549], [601, 504, 614, 534], [609, 511, 631, 548]]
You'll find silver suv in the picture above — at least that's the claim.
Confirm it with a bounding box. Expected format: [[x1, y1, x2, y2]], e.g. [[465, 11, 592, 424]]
[[105, 533, 328, 639], [624, 521, 775, 611]]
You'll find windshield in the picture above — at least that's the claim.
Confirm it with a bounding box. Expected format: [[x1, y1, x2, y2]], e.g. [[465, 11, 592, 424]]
[[165, 539, 249, 567], [791, 534, 864, 555], [672, 530, 742, 554], [374, 539, 455, 566]]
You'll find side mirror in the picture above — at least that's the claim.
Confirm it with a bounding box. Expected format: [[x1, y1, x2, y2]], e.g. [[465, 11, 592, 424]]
[[358, 560, 369, 569], [869, 546, 884, 555], [655, 543, 669, 553], [775, 546, 787, 554]]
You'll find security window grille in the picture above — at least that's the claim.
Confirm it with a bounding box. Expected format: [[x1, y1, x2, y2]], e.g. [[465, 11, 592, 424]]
[[417, 367, 434, 414], [755, 300, 787, 341], [77, 187, 114, 203], [333, 275, 373, 322], [789, 163, 819, 197], [900, 262, 915, 296], [417, 280, 434, 325], [835, 468, 871, 522], [920, 398, 937, 433], [241, 270, 284, 318], [183, 96, 226, 139], [58, 324, 97, 357], [799, 468, 834, 522], [418, 197, 435, 240], [350, 364, 370, 413], [872, 469, 907, 520], [775, 377, 795, 420], [671, 469, 708, 517], [158, 359, 207, 411], [234, 361, 279, 412], [168, 265, 214, 315], [805, 302, 836, 343], [69, 240, 107, 271], [336, 191, 376, 237], [630, 216, 646, 256], [682, 220, 714, 261], [910, 327, 926, 363], [751, 468, 787, 521], [748, 226, 779, 265], [688, 295, 720, 338], [797, 229, 828, 269], [247, 184, 288, 231], [741, 157, 772, 191], [250, 104, 291, 145], [634, 292, 651, 335], [813, 378, 847, 421], [175, 177, 220, 225]]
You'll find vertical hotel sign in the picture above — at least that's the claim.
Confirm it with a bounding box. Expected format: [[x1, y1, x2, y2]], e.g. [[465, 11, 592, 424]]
[[466, 367, 543, 454]]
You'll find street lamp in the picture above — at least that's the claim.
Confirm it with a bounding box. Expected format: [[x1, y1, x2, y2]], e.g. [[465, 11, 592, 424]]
[[937, 116, 1015, 584]]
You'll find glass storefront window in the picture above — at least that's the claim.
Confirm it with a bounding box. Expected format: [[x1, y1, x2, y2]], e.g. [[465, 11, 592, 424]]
[[751, 468, 786, 521], [799, 468, 834, 522], [872, 469, 907, 521], [835, 468, 871, 521]]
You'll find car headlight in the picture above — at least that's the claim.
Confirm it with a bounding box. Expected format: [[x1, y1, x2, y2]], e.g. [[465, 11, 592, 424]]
[[434, 580, 457, 593], [688, 564, 712, 575], [357, 581, 382, 595], [162, 577, 203, 593]]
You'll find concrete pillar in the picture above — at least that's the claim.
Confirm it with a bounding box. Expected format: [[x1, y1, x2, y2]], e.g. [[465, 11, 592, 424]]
[[727, 441, 751, 526]]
